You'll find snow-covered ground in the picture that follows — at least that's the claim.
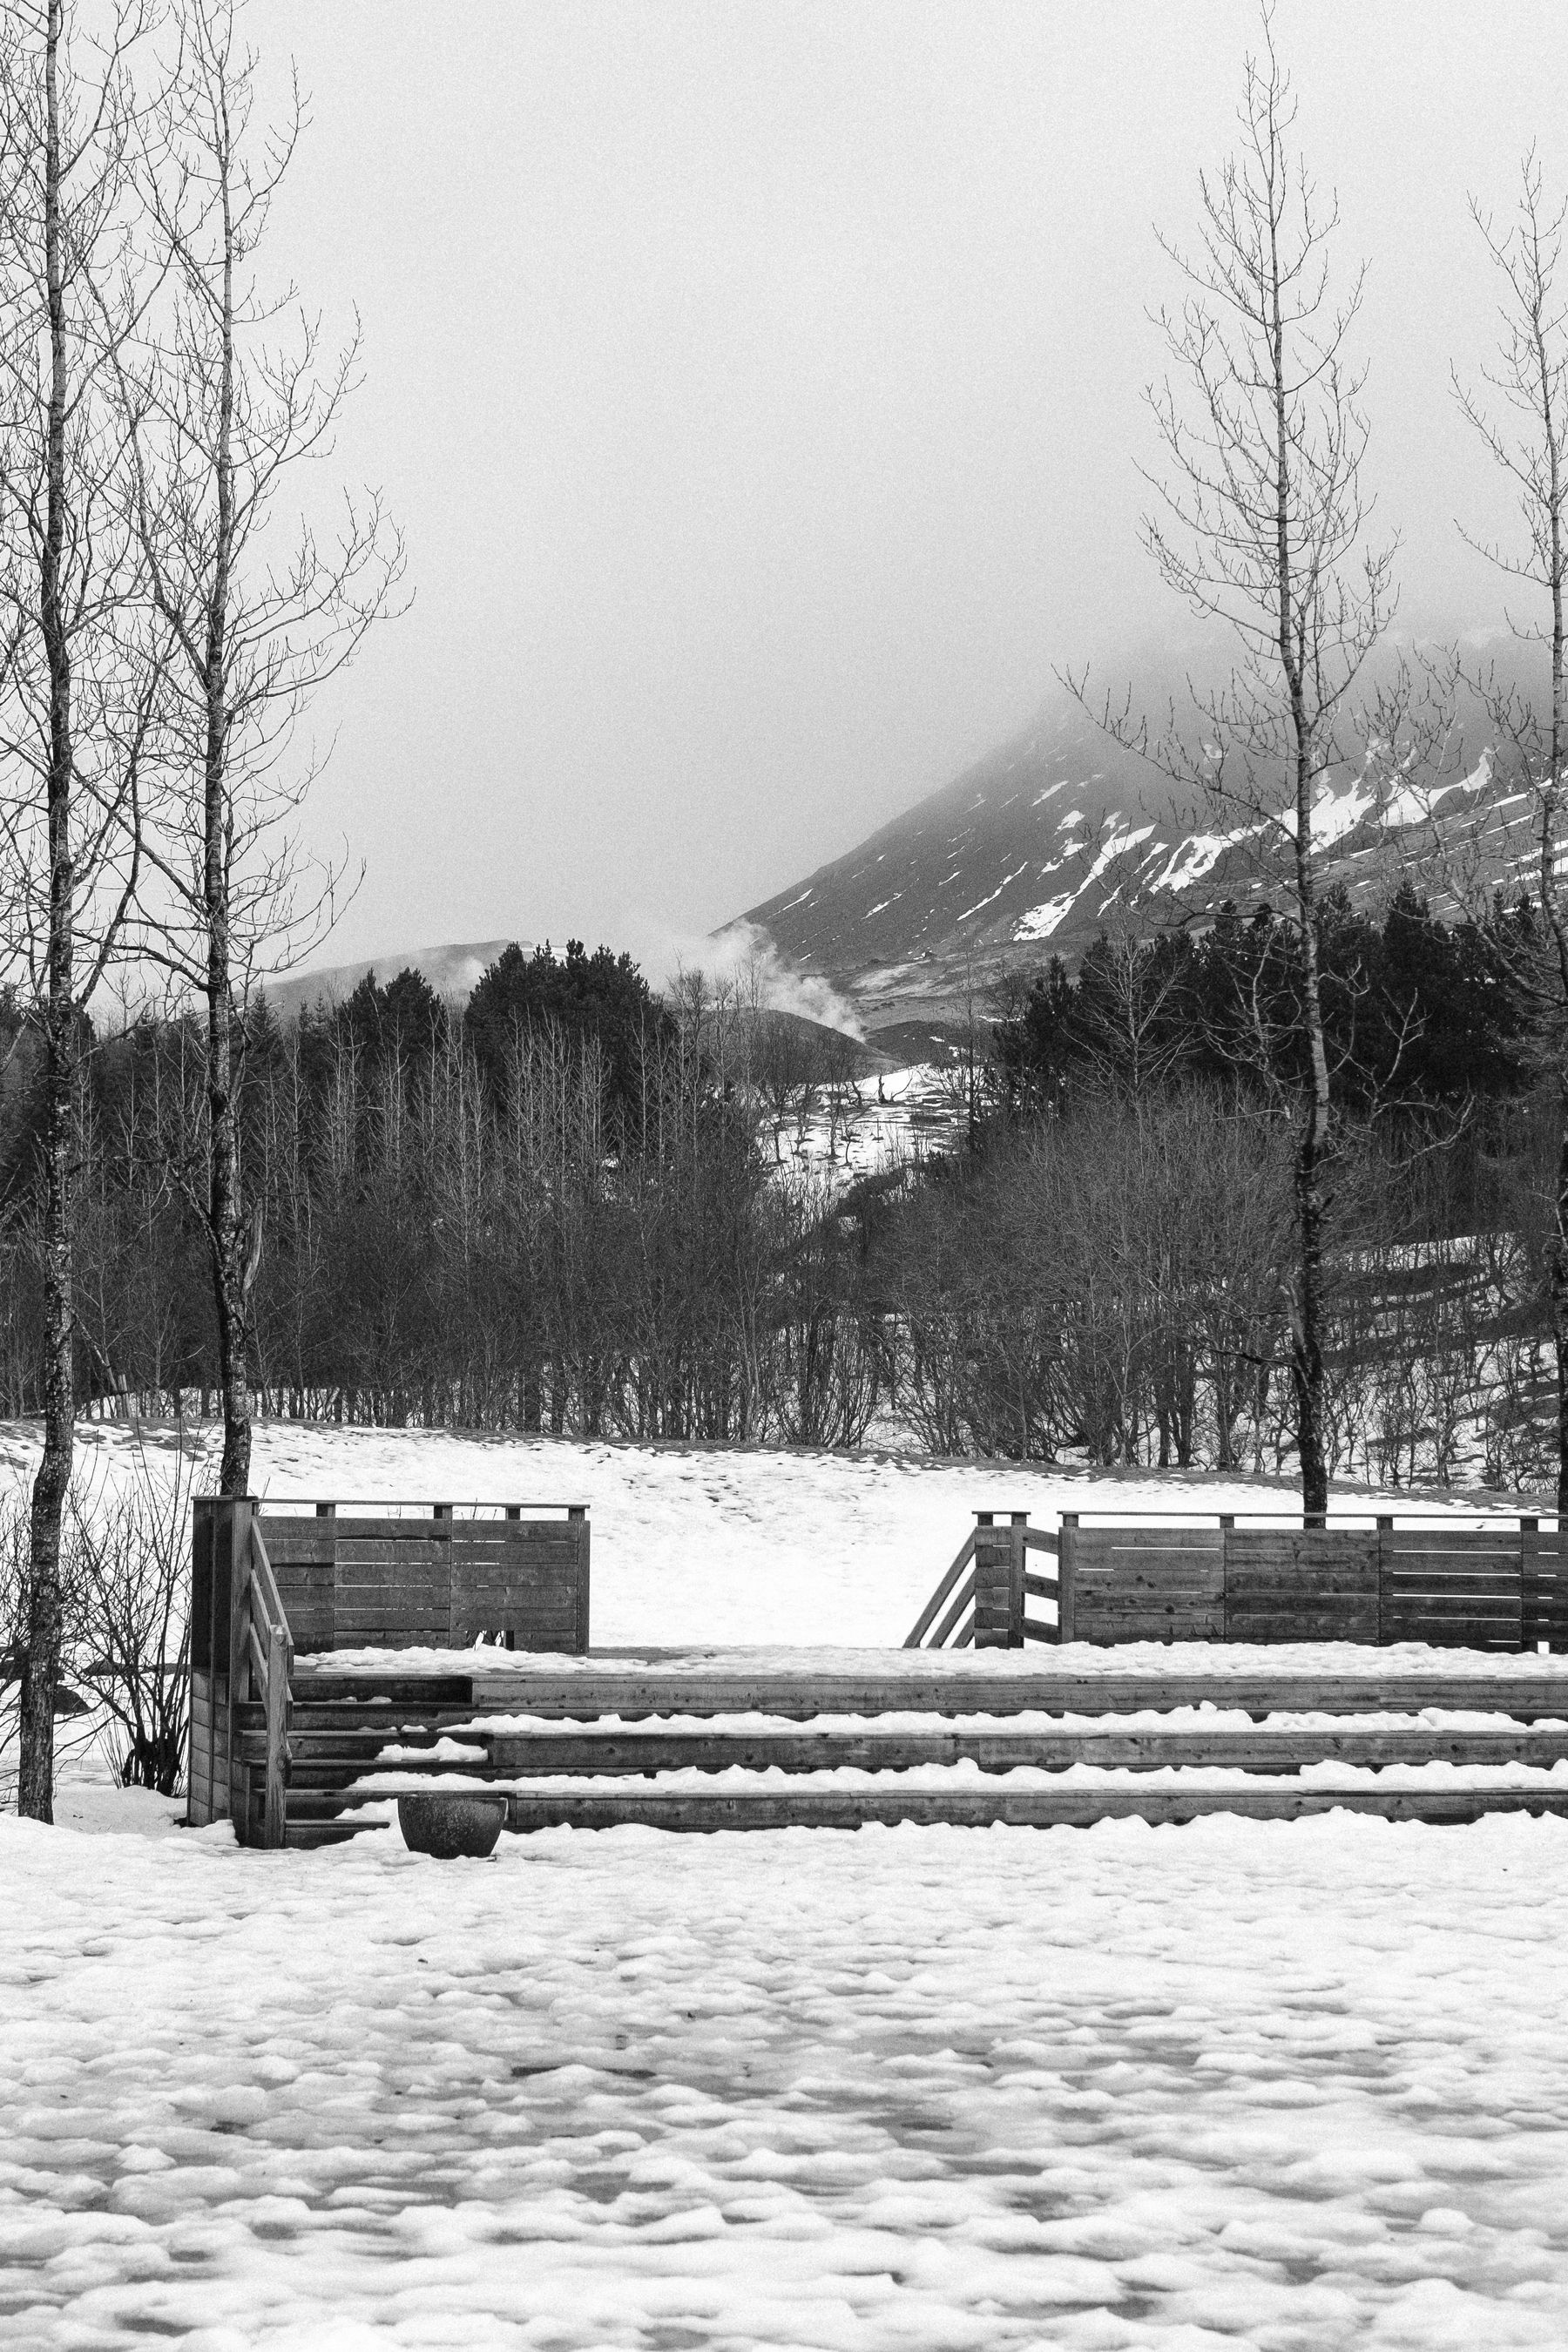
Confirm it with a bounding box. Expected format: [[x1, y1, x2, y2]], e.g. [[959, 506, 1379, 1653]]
[[767, 1059, 963, 1183], [0, 1418, 1538, 1654], [4, 1806, 1568, 2349], [8, 1426, 1568, 2342]]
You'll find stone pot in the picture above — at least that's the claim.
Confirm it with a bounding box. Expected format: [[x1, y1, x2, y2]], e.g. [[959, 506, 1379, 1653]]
[[397, 1790, 508, 1859]]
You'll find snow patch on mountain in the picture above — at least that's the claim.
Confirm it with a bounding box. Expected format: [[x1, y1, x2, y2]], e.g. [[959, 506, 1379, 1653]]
[[1014, 892, 1078, 942]]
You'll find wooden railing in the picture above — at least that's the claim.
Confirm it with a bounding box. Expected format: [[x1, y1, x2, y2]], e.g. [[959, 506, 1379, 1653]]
[[243, 1518, 294, 1848], [905, 1512, 1060, 1648], [188, 1494, 592, 1837]]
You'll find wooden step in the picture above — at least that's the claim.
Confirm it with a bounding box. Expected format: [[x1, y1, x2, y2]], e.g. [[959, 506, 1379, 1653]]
[[466, 1665, 1568, 1723], [483, 1724, 1568, 1776], [283, 1756, 481, 1792], [500, 1783, 1568, 1832], [272, 1720, 1568, 1797], [280, 1788, 394, 1822], [238, 1716, 480, 1758], [290, 1672, 475, 1706], [238, 1700, 480, 1738], [282, 1818, 378, 1848]]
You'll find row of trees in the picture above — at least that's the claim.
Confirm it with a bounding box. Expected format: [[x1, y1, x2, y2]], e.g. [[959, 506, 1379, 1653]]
[[992, 885, 1535, 1120], [0, 959, 1554, 1485], [0, 0, 400, 1816], [0, 982, 886, 1448], [1069, 13, 1568, 1531]]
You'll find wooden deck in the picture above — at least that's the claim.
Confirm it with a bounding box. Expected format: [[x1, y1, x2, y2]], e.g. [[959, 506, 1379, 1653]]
[[234, 1647, 1568, 1847]]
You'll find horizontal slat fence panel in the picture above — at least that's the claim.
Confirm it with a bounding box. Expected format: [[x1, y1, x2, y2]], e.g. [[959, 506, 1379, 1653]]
[[1381, 1528, 1524, 1651], [335, 1533, 452, 1648], [1524, 1530, 1568, 1652], [247, 1509, 590, 1654], [253, 1519, 336, 1652], [1226, 1531, 1379, 1644], [450, 1531, 586, 1650], [1058, 1521, 1568, 1653], [1069, 1529, 1224, 1644]]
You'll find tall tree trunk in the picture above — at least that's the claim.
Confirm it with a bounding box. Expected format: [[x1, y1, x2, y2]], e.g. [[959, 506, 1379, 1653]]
[[1293, 801, 1332, 1522], [1544, 329, 1568, 1518], [20, 0, 73, 1823], [204, 127, 251, 1499], [1273, 206, 1331, 1526], [208, 985, 253, 1495]]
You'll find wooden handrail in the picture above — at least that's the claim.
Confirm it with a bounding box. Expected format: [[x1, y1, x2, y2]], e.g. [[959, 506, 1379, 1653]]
[[251, 1522, 288, 1643], [907, 1517, 1062, 1650], [903, 1531, 977, 1647], [929, 1566, 978, 1650], [248, 1519, 294, 1852]]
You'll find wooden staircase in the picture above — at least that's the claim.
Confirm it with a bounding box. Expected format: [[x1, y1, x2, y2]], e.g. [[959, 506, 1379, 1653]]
[[235, 1673, 478, 1848], [243, 1656, 1568, 1844]]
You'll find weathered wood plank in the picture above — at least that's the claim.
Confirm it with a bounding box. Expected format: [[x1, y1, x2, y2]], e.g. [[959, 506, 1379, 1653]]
[[1073, 1613, 1227, 1641], [1071, 1570, 1219, 1592], [1383, 1592, 1524, 1619], [1075, 1526, 1225, 1547], [1230, 1569, 1387, 1595], [479, 1721, 1568, 1776], [457, 1664, 1568, 1721], [503, 1785, 1568, 1832]]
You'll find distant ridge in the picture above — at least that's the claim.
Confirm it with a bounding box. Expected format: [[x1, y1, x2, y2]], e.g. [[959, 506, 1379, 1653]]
[[260, 939, 520, 1023]]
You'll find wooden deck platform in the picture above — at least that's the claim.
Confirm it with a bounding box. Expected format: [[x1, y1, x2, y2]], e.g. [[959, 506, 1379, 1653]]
[[306, 1654, 1568, 1723], [228, 1647, 1568, 1847]]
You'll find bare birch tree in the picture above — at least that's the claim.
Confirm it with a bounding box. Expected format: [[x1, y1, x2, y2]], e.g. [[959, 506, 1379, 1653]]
[[122, 0, 402, 1494], [1080, 11, 1395, 1517], [0, 0, 166, 1820], [1451, 152, 1568, 1511]]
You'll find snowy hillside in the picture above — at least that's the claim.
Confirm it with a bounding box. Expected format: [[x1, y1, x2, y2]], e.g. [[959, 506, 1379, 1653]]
[[0, 1419, 1523, 1662], [740, 691, 1526, 1033]]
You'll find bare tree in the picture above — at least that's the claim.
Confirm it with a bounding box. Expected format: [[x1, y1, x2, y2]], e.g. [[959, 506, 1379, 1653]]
[[1452, 151, 1568, 1511], [1078, 10, 1395, 1517], [0, 0, 166, 1820], [121, 0, 403, 1494]]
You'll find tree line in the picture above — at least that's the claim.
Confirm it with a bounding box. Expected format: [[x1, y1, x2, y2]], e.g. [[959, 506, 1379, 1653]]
[[0, 907, 1556, 1498]]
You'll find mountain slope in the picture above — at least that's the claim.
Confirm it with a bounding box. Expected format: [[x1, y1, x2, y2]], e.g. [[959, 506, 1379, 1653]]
[[740, 694, 1516, 1031]]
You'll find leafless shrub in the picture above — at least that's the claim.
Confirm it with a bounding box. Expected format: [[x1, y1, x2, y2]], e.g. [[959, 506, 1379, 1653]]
[[67, 1440, 194, 1795]]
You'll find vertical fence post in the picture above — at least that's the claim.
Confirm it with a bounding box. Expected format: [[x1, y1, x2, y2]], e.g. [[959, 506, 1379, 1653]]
[[189, 1499, 214, 1828], [1522, 1516, 1541, 1653], [1375, 1515, 1394, 1646], [569, 1505, 590, 1653], [1058, 1512, 1078, 1645], [220, 1496, 255, 1842], [1009, 1512, 1028, 1646], [972, 1513, 1012, 1646], [264, 1619, 290, 1850]]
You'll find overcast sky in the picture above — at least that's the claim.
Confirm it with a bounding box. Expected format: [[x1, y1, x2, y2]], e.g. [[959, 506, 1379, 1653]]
[[255, 0, 1568, 977]]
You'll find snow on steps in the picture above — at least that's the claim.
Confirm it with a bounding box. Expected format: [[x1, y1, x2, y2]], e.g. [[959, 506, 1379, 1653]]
[[242, 1650, 1568, 1846]]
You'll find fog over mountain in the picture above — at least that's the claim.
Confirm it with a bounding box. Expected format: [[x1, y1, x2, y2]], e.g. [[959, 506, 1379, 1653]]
[[737, 652, 1541, 1037]]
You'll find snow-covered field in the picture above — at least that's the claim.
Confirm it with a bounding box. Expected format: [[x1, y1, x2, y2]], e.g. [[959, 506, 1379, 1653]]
[[5, 1807, 1568, 2349], [0, 1417, 1537, 1654], [7, 1424, 1568, 2345]]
